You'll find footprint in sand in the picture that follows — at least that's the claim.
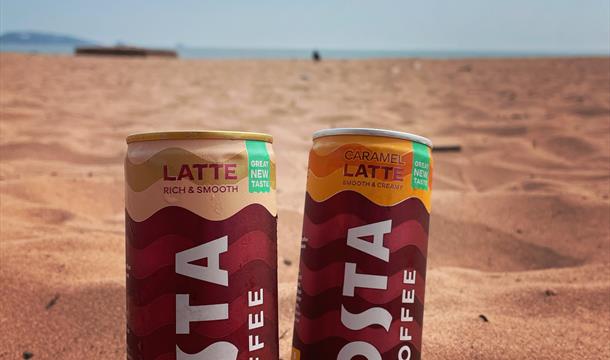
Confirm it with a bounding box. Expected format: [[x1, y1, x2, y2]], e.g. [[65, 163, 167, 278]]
[[541, 135, 597, 159], [571, 106, 609, 117], [429, 215, 582, 272], [27, 207, 74, 225], [0, 142, 120, 165]]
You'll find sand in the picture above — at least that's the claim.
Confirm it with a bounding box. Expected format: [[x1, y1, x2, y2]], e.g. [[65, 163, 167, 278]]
[[0, 53, 609, 359]]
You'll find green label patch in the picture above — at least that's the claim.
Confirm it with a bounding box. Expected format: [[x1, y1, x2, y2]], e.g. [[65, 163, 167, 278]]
[[245, 140, 271, 193], [411, 142, 430, 190]]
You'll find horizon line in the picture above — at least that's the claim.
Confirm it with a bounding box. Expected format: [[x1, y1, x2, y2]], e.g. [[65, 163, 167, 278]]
[[1, 30, 609, 56]]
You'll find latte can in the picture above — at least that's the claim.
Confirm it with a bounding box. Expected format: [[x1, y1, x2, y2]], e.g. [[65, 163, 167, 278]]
[[291, 128, 433, 360], [125, 131, 278, 360]]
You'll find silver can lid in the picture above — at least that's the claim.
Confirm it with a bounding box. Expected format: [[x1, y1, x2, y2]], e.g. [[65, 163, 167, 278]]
[[312, 128, 432, 148]]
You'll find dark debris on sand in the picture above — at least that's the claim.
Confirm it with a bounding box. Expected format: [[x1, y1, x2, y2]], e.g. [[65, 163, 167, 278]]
[[45, 294, 60, 310]]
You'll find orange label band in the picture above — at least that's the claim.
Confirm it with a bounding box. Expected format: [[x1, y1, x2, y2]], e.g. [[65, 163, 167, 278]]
[[307, 135, 433, 211]]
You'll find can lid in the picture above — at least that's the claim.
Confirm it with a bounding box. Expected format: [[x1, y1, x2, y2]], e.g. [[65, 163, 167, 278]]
[[126, 130, 273, 144], [312, 128, 432, 148]]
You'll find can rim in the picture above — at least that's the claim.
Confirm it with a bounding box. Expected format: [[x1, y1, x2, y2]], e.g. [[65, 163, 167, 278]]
[[312, 128, 433, 148], [126, 130, 273, 144]]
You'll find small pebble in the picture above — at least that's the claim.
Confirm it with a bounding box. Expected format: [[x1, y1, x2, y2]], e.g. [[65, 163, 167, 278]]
[[479, 314, 489, 322], [544, 289, 557, 297], [23, 351, 34, 359]]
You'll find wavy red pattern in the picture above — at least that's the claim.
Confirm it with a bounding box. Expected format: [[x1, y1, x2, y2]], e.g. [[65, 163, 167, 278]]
[[293, 190, 429, 360], [126, 205, 278, 360]]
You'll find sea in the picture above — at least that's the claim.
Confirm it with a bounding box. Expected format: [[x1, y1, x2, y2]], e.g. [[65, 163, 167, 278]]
[[0, 43, 602, 59]]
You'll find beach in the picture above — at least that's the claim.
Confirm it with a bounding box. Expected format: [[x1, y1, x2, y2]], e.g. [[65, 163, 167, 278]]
[[0, 52, 609, 359]]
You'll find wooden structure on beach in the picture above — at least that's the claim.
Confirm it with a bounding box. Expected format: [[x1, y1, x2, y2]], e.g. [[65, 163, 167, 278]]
[[75, 46, 177, 58]]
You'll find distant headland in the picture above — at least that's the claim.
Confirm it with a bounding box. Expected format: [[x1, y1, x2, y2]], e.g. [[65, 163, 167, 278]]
[[0, 31, 177, 58], [0, 31, 96, 45]]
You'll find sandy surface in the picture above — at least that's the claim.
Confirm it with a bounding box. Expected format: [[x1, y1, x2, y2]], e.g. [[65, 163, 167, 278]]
[[1, 53, 609, 359]]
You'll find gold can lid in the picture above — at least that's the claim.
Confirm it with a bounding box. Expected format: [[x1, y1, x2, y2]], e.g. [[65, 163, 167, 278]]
[[126, 130, 273, 144]]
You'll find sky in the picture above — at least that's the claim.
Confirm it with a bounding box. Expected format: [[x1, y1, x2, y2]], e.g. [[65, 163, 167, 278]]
[[1, 0, 609, 53]]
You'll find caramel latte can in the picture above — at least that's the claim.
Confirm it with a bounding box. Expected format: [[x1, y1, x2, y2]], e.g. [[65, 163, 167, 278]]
[[292, 128, 433, 360]]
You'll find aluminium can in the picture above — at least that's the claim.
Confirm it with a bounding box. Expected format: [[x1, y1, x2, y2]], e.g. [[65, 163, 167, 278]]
[[125, 131, 278, 360], [291, 128, 433, 360]]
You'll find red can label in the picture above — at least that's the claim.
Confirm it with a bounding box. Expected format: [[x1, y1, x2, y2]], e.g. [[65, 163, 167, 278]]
[[126, 138, 278, 360]]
